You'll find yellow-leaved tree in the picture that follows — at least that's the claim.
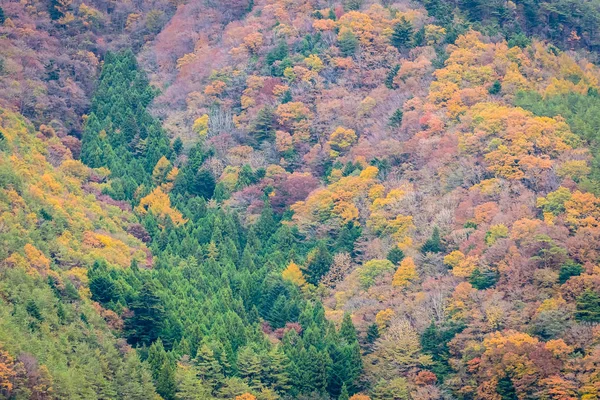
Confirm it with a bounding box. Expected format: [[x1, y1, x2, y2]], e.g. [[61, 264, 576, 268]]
[[392, 257, 418, 288], [282, 262, 307, 287]]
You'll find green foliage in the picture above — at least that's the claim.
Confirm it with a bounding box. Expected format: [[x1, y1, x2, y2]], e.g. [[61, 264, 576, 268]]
[[389, 108, 404, 128], [420, 321, 464, 380], [344, 0, 362, 11], [358, 259, 395, 289], [386, 246, 405, 265], [304, 242, 333, 285], [0, 7, 5, 25], [469, 268, 499, 290], [576, 290, 600, 322], [421, 227, 443, 254], [366, 323, 379, 344], [252, 106, 276, 145], [558, 261, 583, 284], [385, 65, 400, 89], [81, 51, 172, 200], [125, 281, 166, 346], [488, 80, 502, 95], [338, 29, 358, 57], [391, 17, 414, 51]]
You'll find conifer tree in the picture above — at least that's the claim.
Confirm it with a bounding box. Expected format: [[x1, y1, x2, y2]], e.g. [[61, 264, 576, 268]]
[[304, 242, 333, 285], [338, 29, 358, 57], [391, 17, 414, 51]]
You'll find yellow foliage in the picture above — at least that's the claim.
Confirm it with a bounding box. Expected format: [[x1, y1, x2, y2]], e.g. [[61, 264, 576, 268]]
[[557, 159, 591, 181], [375, 308, 394, 331], [137, 187, 186, 226], [392, 257, 418, 288], [328, 127, 357, 157], [282, 262, 307, 287], [424, 24, 446, 45], [193, 114, 209, 137], [485, 224, 509, 245], [152, 156, 172, 186], [304, 54, 324, 72]]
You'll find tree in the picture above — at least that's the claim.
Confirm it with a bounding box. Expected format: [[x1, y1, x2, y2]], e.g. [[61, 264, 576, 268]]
[[0, 7, 5, 25], [339, 383, 349, 400], [576, 290, 600, 322], [125, 281, 165, 346], [389, 109, 403, 128], [237, 347, 262, 389], [366, 324, 379, 344], [392, 257, 418, 288], [488, 80, 502, 95], [252, 107, 275, 145], [391, 17, 414, 51], [194, 344, 224, 389], [303, 243, 333, 285], [338, 28, 358, 57], [386, 247, 405, 265], [558, 261, 583, 284], [175, 363, 213, 400], [339, 313, 358, 343], [421, 227, 442, 253], [282, 262, 307, 287]]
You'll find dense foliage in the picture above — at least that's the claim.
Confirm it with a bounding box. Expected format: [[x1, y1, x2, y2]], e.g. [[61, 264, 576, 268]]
[[3, 0, 600, 399]]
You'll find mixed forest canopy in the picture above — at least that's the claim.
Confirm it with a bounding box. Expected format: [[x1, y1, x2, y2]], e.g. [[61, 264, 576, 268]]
[[2, 0, 600, 399]]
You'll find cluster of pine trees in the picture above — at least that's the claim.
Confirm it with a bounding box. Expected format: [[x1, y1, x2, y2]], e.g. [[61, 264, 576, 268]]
[[80, 52, 364, 399]]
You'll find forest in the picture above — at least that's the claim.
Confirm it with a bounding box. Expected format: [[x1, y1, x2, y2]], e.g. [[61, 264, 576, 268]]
[[2, 0, 600, 399]]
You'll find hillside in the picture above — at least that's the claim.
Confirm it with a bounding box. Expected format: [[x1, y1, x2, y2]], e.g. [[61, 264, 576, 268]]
[[1, 0, 600, 399]]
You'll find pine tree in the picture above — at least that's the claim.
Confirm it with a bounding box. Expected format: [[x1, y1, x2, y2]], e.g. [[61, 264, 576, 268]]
[[366, 323, 379, 344], [304, 242, 333, 285], [389, 109, 404, 128], [264, 346, 291, 393], [252, 107, 275, 145], [237, 347, 262, 389], [194, 344, 224, 388], [576, 290, 600, 322], [386, 246, 405, 265], [339, 383, 349, 400], [339, 313, 358, 344], [125, 281, 165, 346], [488, 80, 502, 95], [0, 7, 5, 25], [421, 227, 442, 253], [385, 65, 400, 89], [391, 17, 414, 51], [338, 29, 358, 57]]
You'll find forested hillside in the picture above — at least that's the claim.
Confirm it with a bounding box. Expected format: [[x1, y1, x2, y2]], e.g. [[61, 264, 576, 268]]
[[2, 0, 600, 399]]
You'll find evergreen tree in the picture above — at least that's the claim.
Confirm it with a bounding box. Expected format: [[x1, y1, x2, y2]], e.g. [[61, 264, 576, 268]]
[[389, 109, 404, 128], [304, 242, 333, 285], [339, 383, 349, 400], [421, 227, 443, 253], [488, 80, 502, 95], [385, 65, 400, 89], [576, 290, 600, 322], [0, 7, 5, 25], [338, 29, 358, 57], [366, 323, 379, 344], [173, 137, 183, 155], [237, 346, 262, 389], [252, 107, 275, 145], [125, 281, 165, 346], [391, 17, 414, 51], [386, 246, 405, 265], [339, 313, 358, 343], [558, 261, 583, 284]]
